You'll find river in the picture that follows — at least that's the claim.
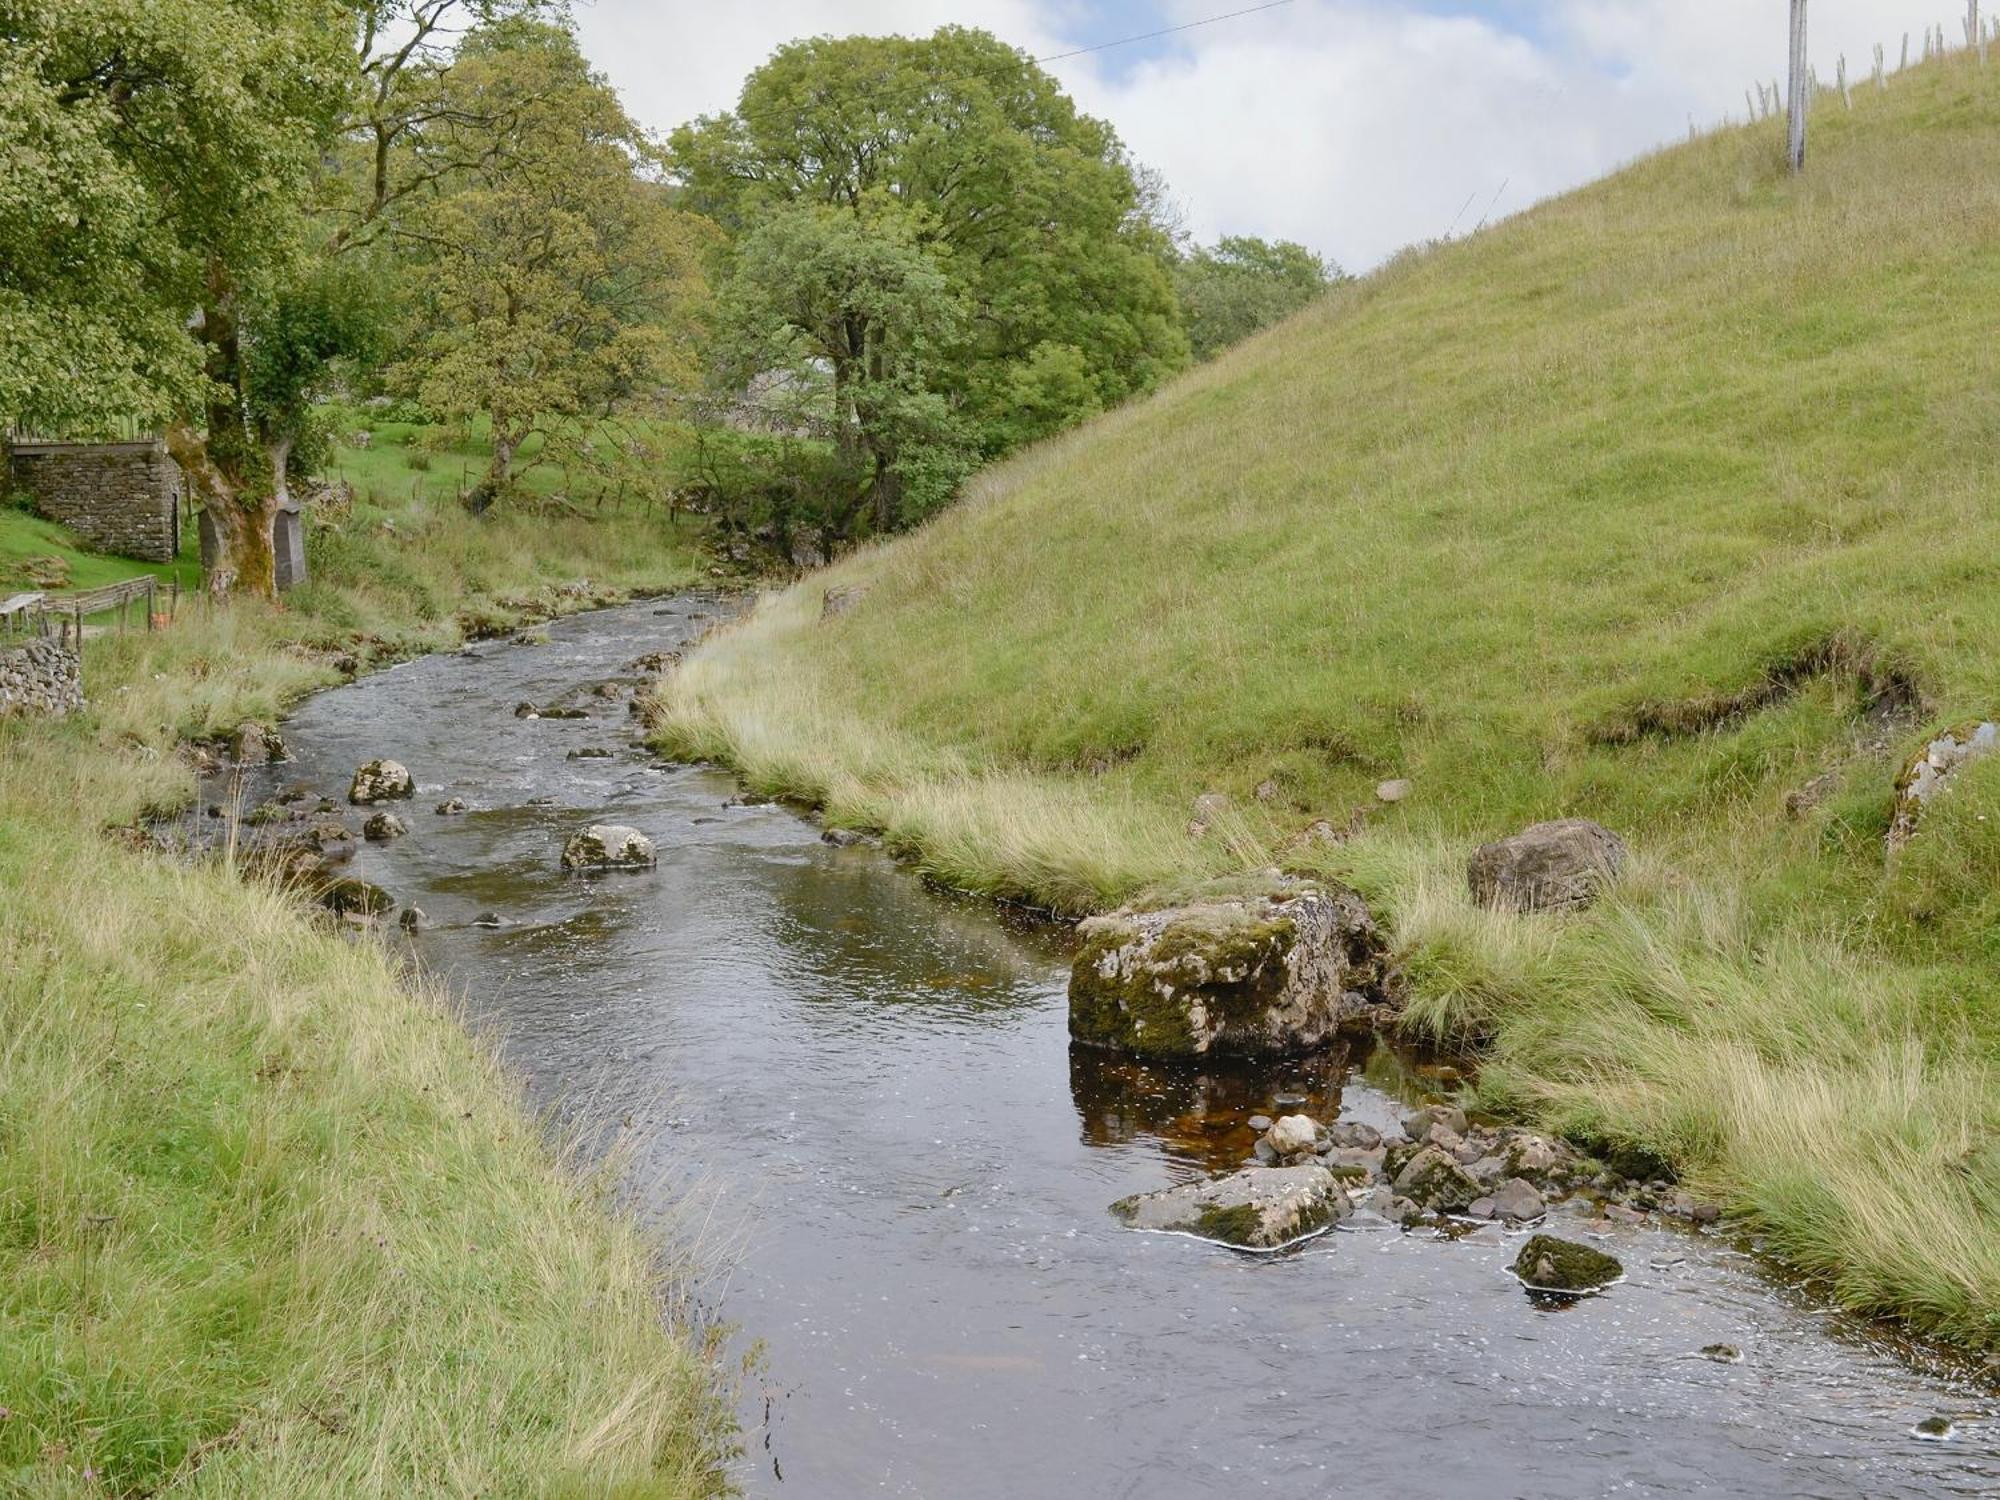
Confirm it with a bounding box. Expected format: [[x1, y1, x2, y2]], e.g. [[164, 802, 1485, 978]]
[[212, 596, 1998, 1498]]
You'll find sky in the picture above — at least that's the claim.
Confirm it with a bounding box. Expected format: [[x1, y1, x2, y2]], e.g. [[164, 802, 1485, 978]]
[[573, 2, 1973, 270]]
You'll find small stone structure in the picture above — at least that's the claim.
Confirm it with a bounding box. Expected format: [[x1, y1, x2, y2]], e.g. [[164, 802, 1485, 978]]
[[6, 432, 181, 563], [0, 638, 83, 718]]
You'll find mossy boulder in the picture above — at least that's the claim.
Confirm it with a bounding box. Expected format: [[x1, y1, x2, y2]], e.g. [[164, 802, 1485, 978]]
[[1391, 1146, 1481, 1214], [319, 876, 394, 919], [1508, 1234, 1624, 1294], [1111, 1164, 1350, 1250], [560, 824, 656, 872], [348, 759, 414, 805], [1068, 886, 1395, 1059]]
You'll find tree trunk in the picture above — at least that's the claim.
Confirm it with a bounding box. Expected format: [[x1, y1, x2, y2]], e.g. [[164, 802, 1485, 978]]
[[465, 427, 517, 514], [871, 448, 901, 535], [165, 425, 276, 599]]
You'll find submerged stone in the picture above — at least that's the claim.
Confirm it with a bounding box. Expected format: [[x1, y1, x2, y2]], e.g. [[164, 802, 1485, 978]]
[[1111, 1164, 1350, 1250], [1509, 1234, 1624, 1294], [319, 876, 393, 919], [363, 810, 407, 841], [1068, 886, 1396, 1059]]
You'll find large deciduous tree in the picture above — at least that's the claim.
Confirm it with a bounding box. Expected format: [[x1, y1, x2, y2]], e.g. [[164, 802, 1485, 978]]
[[672, 26, 1187, 536], [2, 0, 379, 595], [392, 21, 712, 511]]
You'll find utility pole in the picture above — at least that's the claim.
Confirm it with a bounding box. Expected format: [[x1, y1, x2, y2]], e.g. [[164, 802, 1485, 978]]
[[1787, 0, 1810, 173]]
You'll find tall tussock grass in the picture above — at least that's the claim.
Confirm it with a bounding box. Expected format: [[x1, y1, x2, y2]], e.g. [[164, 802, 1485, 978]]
[[0, 499, 722, 1491]]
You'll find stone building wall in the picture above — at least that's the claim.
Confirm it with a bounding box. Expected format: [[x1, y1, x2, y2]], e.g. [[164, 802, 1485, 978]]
[[0, 638, 83, 719], [7, 438, 181, 562]]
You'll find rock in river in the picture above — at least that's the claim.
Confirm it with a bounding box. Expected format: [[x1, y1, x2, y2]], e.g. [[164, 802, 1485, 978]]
[[348, 758, 414, 805], [1068, 885, 1396, 1059], [1467, 818, 1626, 913], [561, 824, 657, 871], [363, 810, 408, 841], [1392, 1146, 1482, 1214], [1112, 1164, 1350, 1250], [1264, 1114, 1321, 1159], [1508, 1234, 1624, 1295]]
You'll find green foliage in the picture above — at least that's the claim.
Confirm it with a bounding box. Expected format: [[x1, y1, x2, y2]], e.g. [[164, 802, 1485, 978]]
[[1174, 236, 1342, 360], [0, 0, 353, 432], [674, 25, 1188, 534], [390, 20, 713, 511]]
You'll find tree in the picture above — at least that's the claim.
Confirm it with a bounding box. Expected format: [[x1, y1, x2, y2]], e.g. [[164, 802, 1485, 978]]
[[0, 3, 349, 448], [1173, 237, 1341, 361], [392, 21, 712, 511], [673, 26, 1187, 531], [712, 203, 968, 543]]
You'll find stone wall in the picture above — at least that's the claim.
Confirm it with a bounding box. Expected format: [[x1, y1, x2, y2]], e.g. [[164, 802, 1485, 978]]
[[7, 438, 181, 562], [0, 638, 83, 719]]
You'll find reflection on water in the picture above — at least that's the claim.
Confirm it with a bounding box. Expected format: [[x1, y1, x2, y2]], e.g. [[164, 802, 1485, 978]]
[[223, 597, 2000, 1500]]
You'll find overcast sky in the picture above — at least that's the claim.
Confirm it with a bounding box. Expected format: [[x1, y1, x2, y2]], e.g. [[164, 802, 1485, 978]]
[[574, 1, 1968, 269]]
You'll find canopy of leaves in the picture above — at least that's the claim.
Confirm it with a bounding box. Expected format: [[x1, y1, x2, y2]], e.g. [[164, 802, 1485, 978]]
[[391, 20, 713, 502], [1174, 236, 1341, 361], [0, 0, 352, 433], [673, 26, 1188, 478]]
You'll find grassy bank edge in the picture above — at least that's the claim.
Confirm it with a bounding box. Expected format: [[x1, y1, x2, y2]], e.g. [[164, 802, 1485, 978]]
[[1, 508, 736, 1494], [651, 569, 2000, 1361]]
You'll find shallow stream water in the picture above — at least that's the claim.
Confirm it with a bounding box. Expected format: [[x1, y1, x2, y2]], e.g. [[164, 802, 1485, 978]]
[[215, 597, 1999, 1498]]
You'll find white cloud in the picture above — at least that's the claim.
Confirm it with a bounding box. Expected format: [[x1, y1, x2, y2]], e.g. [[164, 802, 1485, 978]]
[[575, 0, 1967, 270]]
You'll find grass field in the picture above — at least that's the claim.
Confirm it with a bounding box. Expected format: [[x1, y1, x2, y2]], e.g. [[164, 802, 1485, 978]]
[[0, 469, 724, 1491], [658, 54, 2000, 1350]]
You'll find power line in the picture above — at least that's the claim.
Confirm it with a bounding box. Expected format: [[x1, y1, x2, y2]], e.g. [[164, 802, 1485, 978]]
[[1034, 1, 1297, 65]]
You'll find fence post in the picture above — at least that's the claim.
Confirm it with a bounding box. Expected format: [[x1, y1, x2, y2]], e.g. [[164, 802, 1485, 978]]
[[1838, 53, 1851, 107], [1787, 0, 1809, 173], [1874, 42, 1886, 88]]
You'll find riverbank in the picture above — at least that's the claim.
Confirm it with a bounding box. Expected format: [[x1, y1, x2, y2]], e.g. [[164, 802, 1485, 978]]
[[653, 56, 2000, 1356], [0, 501, 731, 1493]]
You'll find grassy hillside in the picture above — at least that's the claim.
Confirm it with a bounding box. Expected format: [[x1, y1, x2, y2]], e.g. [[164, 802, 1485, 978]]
[[659, 55, 2000, 1350], [1, 491, 726, 1492]]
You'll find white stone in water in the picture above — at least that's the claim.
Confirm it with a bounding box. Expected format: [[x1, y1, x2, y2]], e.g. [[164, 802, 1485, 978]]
[[1264, 1114, 1320, 1157]]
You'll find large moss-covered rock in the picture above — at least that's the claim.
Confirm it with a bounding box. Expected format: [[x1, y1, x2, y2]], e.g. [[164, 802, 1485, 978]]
[[1509, 1234, 1624, 1294], [1111, 1164, 1350, 1250], [1068, 886, 1395, 1058]]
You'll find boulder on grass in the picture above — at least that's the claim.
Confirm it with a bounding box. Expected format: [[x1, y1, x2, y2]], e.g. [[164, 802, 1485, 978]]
[[1111, 1164, 1350, 1250], [1508, 1234, 1623, 1294], [348, 759, 414, 805], [231, 721, 285, 764], [1069, 886, 1396, 1059], [1467, 818, 1626, 913], [561, 824, 656, 872]]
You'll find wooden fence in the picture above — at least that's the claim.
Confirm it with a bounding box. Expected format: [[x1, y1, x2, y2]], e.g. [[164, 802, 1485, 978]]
[[0, 575, 174, 643]]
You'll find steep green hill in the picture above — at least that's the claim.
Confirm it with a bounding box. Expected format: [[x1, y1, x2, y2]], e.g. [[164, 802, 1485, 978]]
[[660, 54, 2000, 1350]]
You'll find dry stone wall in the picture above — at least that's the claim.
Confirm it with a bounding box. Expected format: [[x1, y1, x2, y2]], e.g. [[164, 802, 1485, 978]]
[[0, 639, 83, 718], [7, 439, 181, 562]]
